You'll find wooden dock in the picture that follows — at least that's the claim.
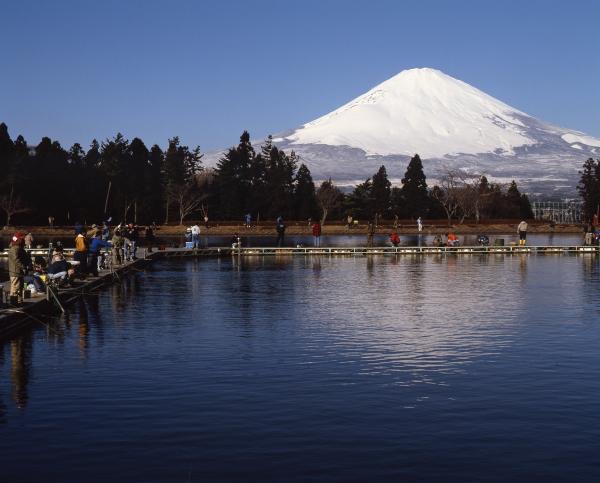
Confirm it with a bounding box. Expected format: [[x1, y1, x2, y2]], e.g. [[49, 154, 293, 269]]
[[0, 256, 151, 340], [151, 245, 600, 257], [2, 244, 599, 260]]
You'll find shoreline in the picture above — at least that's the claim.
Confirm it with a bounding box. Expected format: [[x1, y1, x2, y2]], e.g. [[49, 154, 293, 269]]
[[0, 221, 584, 238]]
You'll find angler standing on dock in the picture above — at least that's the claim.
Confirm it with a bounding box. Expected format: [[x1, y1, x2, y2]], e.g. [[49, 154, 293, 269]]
[[312, 221, 322, 247], [276, 217, 286, 247], [8, 232, 29, 303], [125, 223, 138, 260], [518, 220, 528, 246], [111, 229, 124, 266], [74, 230, 88, 276], [367, 221, 375, 247], [89, 232, 111, 277], [191, 223, 201, 249]]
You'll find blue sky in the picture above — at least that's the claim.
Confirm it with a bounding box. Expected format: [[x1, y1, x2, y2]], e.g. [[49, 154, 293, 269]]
[[1, 0, 599, 152]]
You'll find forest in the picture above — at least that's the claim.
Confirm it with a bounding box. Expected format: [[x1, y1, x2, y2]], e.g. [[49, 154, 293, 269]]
[[0, 123, 538, 226]]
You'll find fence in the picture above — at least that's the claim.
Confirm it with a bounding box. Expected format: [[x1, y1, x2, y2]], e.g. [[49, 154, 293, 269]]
[[532, 201, 583, 224]]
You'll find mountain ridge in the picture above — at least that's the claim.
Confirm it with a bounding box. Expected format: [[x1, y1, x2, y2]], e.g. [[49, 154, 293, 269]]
[[208, 68, 600, 195]]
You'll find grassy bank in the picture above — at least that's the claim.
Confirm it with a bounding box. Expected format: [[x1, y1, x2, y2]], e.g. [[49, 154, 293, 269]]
[[0, 220, 583, 238]]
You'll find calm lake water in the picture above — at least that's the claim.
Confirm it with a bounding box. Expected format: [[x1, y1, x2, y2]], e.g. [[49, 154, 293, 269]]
[[1, 254, 600, 481]]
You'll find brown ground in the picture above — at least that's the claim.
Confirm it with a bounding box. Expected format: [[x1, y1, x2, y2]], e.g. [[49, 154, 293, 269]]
[[0, 220, 583, 238]]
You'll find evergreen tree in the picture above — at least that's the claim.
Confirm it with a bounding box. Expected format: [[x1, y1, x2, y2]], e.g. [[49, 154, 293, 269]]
[[100, 133, 130, 220], [29, 137, 69, 223], [84, 139, 101, 168], [263, 146, 296, 218], [213, 131, 256, 220], [371, 165, 391, 218], [0, 123, 15, 183], [146, 145, 165, 222], [0, 126, 30, 225], [294, 163, 318, 219], [505, 180, 533, 219], [505, 180, 522, 218], [345, 178, 373, 220], [390, 186, 403, 218], [578, 158, 600, 220], [401, 154, 429, 217], [128, 138, 150, 222]]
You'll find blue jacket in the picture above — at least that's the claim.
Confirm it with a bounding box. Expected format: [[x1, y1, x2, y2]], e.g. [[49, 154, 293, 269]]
[[89, 238, 111, 254]]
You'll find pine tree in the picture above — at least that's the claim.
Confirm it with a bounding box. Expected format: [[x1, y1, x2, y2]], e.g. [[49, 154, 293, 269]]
[[263, 146, 296, 218], [128, 138, 150, 222], [390, 186, 403, 219], [578, 158, 600, 220], [294, 163, 318, 219], [146, 145, 165, 223], [400, 154, 429, 218], [345, 178, 373, 220], [506, 180, 522, 218], [371, 165, 391, 218], [214, 131, 256, 219], [100, 133, 130, 219], [0, 123, 15, 183]]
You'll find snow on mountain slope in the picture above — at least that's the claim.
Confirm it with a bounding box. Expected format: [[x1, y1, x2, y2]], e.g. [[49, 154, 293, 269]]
[[275, 68, 536, 158], [206, 68, 600, 195]]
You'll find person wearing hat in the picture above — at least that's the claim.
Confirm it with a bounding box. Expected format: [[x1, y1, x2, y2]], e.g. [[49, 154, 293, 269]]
[[86, 224, 98, 238], [8, 232, 30, 303]]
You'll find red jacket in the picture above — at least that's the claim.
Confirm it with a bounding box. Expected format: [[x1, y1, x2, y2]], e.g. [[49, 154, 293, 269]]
[[312, 223, 321, 236]]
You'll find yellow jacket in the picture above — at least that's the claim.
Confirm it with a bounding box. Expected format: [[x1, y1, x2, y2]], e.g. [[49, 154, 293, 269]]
[[75, 234, 87, 252]]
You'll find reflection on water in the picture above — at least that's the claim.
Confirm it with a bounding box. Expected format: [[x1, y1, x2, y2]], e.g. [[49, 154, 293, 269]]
[[1, 255, 600, 481]]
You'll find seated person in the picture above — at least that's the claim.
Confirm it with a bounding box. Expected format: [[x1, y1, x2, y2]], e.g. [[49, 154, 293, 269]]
[[432, 234, 444, 247], [477, 234, 490, 246], [389, 231, 400, 247], [446, 232, 459, 246], [47, 251, 72, 285], [24, 256, 48, 293]]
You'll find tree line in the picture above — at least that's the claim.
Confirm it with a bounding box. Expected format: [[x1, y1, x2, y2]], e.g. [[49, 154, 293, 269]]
[[578, 158, 600, 222], [1, 123, 534, 226]]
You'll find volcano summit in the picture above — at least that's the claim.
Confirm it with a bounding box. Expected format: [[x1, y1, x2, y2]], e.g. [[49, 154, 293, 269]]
[[266, 68, 599, 195]]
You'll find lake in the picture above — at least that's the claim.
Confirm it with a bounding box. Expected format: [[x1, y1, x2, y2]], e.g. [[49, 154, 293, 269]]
[[1, 253, 600, 481]]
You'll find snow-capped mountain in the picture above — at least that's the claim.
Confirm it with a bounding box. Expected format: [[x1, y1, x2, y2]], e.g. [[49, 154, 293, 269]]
[[213, 68, 600, 195]]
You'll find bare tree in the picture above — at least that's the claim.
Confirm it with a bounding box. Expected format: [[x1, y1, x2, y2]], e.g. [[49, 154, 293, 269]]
[[175, 170, 214, 225], [431, 169, 462, 226], [176, 187, 205, 225], [454, 172, 484, 223], [316, 178, 342, 225], [1, 186, 29, 227]]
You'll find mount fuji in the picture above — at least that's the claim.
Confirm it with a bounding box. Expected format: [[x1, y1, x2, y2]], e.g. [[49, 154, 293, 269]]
[[213, 68, 600, 195]]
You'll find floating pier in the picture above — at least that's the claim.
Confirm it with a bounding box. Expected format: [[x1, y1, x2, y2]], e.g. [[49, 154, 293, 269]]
[[152, 245, 600, 257]]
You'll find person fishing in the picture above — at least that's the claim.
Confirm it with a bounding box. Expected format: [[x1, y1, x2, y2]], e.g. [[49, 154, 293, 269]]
[[275, 217, 286, 247], [517, 220, 528, 246], [367, 221, 375, 247]]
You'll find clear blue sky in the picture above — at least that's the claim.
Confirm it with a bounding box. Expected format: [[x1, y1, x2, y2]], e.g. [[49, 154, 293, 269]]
[[1, 0, 599, 152]]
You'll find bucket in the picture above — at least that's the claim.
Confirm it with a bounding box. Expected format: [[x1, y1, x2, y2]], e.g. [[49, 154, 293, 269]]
[[494, 238, 504, 246]]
